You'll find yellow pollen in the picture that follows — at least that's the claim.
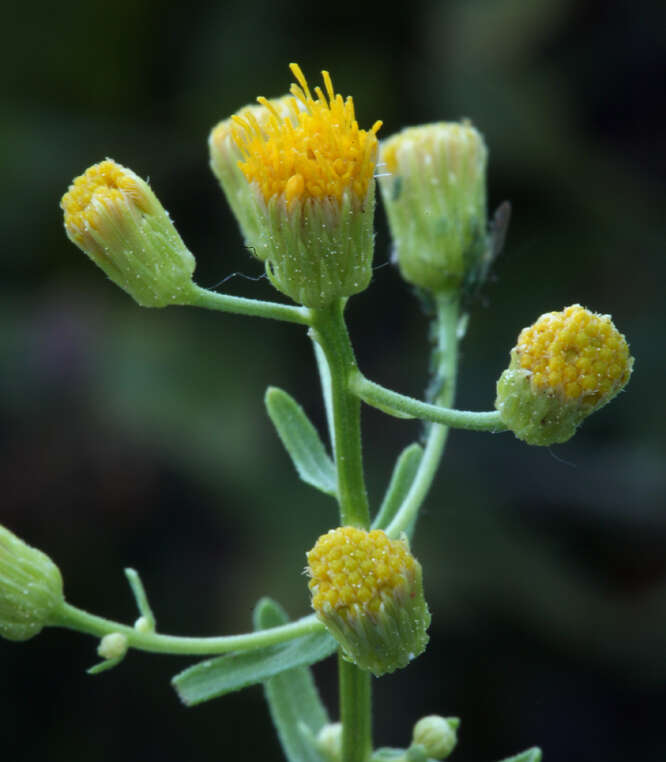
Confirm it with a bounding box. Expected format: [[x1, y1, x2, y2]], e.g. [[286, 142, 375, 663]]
[[60, 160, 143, 242], [516, 304, 632, 406], [306, 527, 415, 622], [233, 63, 382, 205]]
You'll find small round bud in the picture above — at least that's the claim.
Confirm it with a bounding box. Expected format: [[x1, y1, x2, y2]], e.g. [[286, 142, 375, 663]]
[[496, 304, 633, 445], [306, 527, 430, 676], [412, 716, 459, 759], [0, 524, 64, 641], [61, 159, 197, 307], [98, 632, 129, 660], [230, 63, 382, 308], [134, 615, 152, 633], [316, 722, 342, 762], [378, 121, 488, 294]]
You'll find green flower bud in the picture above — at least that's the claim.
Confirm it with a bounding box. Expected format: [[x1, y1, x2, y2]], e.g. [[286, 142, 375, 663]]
[[0, 524, 64, 641], [378, 121, 488, 294], [496, 304, 633, 445], [411, 716, 459, 759], [61, 159, 197, 307], [306, 527, 430, 677], [230, 63, 382, 308], [98, 632, 129, 660], [316, 722, 342, 762]]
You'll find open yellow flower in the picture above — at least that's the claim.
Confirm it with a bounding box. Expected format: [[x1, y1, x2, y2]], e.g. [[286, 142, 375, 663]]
[[221, 63, 382, 308]]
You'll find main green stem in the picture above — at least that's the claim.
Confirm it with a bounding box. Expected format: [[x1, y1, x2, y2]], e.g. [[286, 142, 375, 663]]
[[385, 292, 460, 538], [310, 299, 372, 762], [310, 301, 370, 528]]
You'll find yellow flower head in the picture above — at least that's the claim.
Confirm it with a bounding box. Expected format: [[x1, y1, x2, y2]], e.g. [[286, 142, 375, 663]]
[[306, 527, 430, 676], [209, 96, 297, 256], [62, 160, 150, 246], [213, 64, 381, 308], [515, 304, 632, 406], [496, 304, 634, 445], [61, 160, 196, 307], [233, 63, 382, 208]]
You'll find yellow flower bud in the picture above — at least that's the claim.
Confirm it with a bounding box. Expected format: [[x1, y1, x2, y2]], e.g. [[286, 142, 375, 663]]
[[61, 159, 197, 307], [496, 304, 633, 445], [306, 527, 430, 676], [378, 121, 488, 294], [0, 524, 64, 641], [209, 95, 296, 257], [230, 63, 382, 308]]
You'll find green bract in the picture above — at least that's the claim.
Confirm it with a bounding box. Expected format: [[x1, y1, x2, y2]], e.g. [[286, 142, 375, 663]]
[[0, 524, 64, 641]]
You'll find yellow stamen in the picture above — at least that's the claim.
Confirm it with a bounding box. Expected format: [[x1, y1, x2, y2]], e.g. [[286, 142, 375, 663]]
[[233, 63, 382, 206]]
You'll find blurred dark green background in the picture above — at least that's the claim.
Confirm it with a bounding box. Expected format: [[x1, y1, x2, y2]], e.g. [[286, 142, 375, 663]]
[[2, 0, 665, 760]]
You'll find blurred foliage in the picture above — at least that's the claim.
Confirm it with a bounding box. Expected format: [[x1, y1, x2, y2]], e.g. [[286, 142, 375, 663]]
[[1, 0, 665, 761]]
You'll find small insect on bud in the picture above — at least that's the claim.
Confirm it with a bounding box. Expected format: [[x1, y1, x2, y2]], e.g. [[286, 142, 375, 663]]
[[306, 527, 430, 677], [378, 121, 488, 295], [411, 716, 459, 759], [230, 63, 382, 308], [61, 159, 197, 307], [0, 524, 64, 642], [496, 304, 633, 445]]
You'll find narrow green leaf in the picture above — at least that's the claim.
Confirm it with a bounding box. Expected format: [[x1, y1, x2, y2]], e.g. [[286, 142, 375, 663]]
[[254, 598, 330, 762], [372, 443, 423, 532], [87, 657, 124, 675], [172, 618, 336, 707], [370, 749, 408, 762], [265, 386, 337, 497], [498, 748, 542, 762]]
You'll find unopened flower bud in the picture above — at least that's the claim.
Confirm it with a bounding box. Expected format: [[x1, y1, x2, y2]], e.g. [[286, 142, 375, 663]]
[[230, 63, 382, 308], [98, 632, 129, 660], [496, 304, 633, 445], [61, 159, 197, 307], [316, 722, 342, 762], [379, 121, 488, 294], [306, 527, 430, 676], [209, 95, 295, 256], [411, 716, 459, 759], [0, 524, 64, 641]]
